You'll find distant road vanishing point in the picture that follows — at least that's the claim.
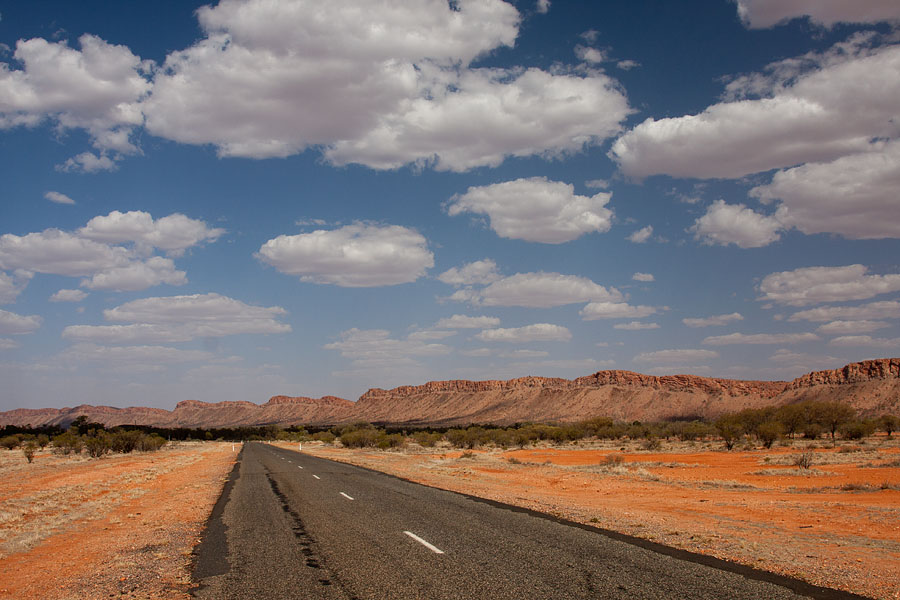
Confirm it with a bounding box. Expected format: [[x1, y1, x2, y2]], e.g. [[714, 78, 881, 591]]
[[191, 443, 866, 600]]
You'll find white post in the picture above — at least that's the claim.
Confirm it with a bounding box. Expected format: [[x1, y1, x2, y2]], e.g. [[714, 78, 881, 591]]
[[298, 442, 302, 452], [232, 443, 235, 452]]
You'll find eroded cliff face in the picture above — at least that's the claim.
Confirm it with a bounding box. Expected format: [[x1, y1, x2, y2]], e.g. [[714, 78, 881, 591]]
[[1, 359, 897, 428]]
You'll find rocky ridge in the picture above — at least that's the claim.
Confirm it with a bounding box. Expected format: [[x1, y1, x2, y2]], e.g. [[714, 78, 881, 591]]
[[1, 359, 898, 429]]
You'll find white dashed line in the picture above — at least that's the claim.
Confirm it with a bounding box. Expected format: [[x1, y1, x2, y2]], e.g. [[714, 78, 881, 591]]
[[339, 492, 354, 500], [298, 466, 304, 469], [312, 475, 321, 480], [403, 531, 444, 554]]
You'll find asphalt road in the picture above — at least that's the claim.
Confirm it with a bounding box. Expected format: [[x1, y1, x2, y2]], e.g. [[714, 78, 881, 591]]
[[191, 442, 868, 599]]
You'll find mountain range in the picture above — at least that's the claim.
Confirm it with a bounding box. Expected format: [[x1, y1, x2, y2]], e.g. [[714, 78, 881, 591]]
[[2, 358, 898, 429]]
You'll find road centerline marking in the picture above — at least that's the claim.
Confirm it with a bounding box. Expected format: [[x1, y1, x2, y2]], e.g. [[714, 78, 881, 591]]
[[404, 531, 444, 554], [312, 474, 321, 480], [340, 492, 354, 500], [298, 466, 303, 469]]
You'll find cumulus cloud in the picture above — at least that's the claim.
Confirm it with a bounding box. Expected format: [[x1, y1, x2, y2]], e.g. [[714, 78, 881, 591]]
[[0, 34, 150, 169], [478, 272, 622, 308], [828, 335, 900, 348], [815, 320, 890, 335], [632, 272, 654, 282], [627, 225, 653, 243], [682, 312, 744, 328], [613, 321, 659, 330], [789, 300, 900, 322], [0, 272, 26, 304], [49, 289, 88, 302], [0, 308, 42, 335], [611, 38, 900, 180], [0, 211, 221, 293], [633, 348, 718, 363], [580, 302, 657, 320], [257, 223, 433, 287], [702, 332, 819, 345], [45, 191, 75, 205], [60, 343, 213, 365], [437, 259, 501, 287], [141, 0, 630, 172], [447, 177, 612, 243], [536, 0, 551, 15], [758, 264, 900, 306], [324, 328, 451, 369], [475, 323, 572, 343], [750, 139, 900, 240], [80, 256, 186, 291], [56, 151, 118, 173], [434, 314, 501, 329], [79, 210, 224, 256], [735, 0, 900, 29], [690, 200, 782, 248], [0, 338, 20, 350], [103, 293, 291, 335]]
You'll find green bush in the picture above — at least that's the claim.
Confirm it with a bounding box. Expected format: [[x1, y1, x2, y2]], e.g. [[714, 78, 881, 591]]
[[715, 415, 743, 450], [52, 431, 83, 455], [312, 431, 335, 444], [840, 420, 876, 441], [84, 432, 112, 458], [0, 435, 22, 450], [757, 421, 784, 448], [878, 414, 899, 437], [22, 441, 37, 463]]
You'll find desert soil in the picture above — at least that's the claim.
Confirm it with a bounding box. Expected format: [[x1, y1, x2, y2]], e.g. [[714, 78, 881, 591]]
[[289, 438, 900, 600], [0, 442, 237, 599]]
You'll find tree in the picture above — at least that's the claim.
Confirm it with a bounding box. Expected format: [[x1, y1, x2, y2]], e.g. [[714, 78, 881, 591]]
[[878, 414, 899, 438], [715, 414, 743, 450], [815, 401, 856, 446], [22, 441, 37, 463]]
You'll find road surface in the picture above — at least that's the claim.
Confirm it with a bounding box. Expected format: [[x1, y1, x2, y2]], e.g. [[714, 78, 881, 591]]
[[192, 442, 866, 599]]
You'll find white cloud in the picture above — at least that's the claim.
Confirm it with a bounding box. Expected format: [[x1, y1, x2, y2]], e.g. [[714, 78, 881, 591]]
[[627, 225, 653, 243], [62, 324, 193, 344], [142, 0, 630, 172], [702, 332, 819, 345], [475, 323, 572, 343], [447, 177, 612, 244], [758, 264, 900, 306], [81, 256, 187, 291], [0, 309, 42, 335], [60, 343, 213, 365], [750, 139, 900, 240], [690, 200, 782, 248], [613, 321, 659, 330], [56, 151, 118, 173], [434, 314, 501, 329], [633, 348, 718, 363], [610, 39, 900, 179], [580, 302, 657, 320], [511, 358, 615, 371], [0, 272, 26, 304], [769, 348, 838, 366], [50, 289, 88, 302], [437, 259, 501, 287], [79, 210, 224, 256], [257, 223, 433, 287], [0, 338, 20, 350], [789, 300, 900, 322], [407, 330, 456, 342], [682, 312, 744, 327], [45, 191, 75, 205], [575, 46, 606, 63], [632, 272, 654, 282], [0, 229, 133, 276], [478, 272, 622, 308], [536, 0, 551, 14], [815, 320, 890, 335], [500, 349, 549, 358], [735, 0, 900, 29], [0, 34, 150, 161], [101, 293, 291, 338], [585, 179, 609, 190], [461, 347, 493, 357], [616, 59, 640, 70], [324, 327, 451, 369], [828, 335, 900, 349]]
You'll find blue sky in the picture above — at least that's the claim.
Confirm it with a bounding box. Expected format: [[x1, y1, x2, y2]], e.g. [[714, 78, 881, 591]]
[[1, 0, 899, 411]]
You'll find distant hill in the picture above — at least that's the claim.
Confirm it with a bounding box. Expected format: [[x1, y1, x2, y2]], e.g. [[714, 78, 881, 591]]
[[1, 359, 898, 429]]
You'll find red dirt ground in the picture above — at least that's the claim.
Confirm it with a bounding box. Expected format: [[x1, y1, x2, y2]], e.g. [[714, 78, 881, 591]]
[[293, 439, 900, 600]]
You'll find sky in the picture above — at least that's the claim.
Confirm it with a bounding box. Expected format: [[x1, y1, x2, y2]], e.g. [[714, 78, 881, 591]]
[[1, 0, 899, 412]]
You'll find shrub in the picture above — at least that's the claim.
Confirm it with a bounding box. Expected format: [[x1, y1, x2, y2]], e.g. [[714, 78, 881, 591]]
[[715, 415, 743, 450], [136, 433, 166, 452], [412, 431, 442, 448], [52, 431, 83, 455], [877, 414, 899, 437], [0, 435, 21, 450], [840, 420, 876, 441], [756, 421, 784, 449], [376, 433, 405, 450], [794, 451, 815, 470], [36, 434, 50, 449], [109, 429, 143, 453], [84, 432, 112, 458], [312, 431, 335, 444], [22, 441, 37, 463]]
